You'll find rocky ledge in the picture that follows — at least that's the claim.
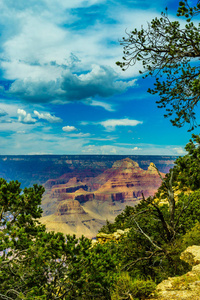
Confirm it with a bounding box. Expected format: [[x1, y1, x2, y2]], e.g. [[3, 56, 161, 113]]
[[150, 245, 200, 300]]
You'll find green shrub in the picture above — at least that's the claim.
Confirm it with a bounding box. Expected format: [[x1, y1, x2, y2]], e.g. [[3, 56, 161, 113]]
[[182, 222, 200, 247], [111, 272, 156, 300]]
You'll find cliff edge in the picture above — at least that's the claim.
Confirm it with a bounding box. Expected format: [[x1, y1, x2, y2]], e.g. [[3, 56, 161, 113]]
[[150, 245, 200, 300]]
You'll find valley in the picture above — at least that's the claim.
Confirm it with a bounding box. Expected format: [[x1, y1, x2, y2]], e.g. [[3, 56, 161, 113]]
[[40, 157, 166, 238]]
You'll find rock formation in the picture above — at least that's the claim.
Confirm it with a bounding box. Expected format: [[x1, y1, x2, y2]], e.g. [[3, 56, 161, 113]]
[[150, 245, 200, 300], [74, 189, 94, 203], [56, 200, 86, 216], [92, 158, 164, 202], [40, 158, 165, 238]]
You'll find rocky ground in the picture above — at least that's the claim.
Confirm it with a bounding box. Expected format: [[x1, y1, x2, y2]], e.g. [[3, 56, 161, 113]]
[[150, 246, 200, 300]]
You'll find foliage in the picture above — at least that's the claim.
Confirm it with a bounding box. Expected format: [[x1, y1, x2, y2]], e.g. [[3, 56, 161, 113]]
[[2, 134, 200, 298], [111, 272, 156, 300], [177, 0, 200, 21], [0, 178, 117, 299], [176, 190, 200, 234], [156, 134, 200, 195], [175, 134, 200, 190], [100, 135, 200, 282], [100, 206, 136, 234], [116, 1, 200, 130], [182, 222, 200, 247], [101, 199, 191, 281]]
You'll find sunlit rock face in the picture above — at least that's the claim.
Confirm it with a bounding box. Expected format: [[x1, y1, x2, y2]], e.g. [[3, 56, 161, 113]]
[[150, 246, 200, 300], [41, 158, 165, 237], [92, 158, 164, 202], [56, 200, 86, 216]]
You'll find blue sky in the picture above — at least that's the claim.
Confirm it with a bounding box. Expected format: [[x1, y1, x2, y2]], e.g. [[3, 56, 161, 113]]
[[0, 0, 198, 155]]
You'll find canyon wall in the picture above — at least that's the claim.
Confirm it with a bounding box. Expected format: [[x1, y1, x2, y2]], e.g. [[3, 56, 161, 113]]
[[41, 158, 165, 238]]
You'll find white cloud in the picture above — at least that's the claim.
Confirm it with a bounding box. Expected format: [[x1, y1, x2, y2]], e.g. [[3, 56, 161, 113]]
[[17, 109, 37, 124], [132, 147, 142, 151], [0, 0, 140, 106], [0, 120, 36, 132], [80, 143, 187, 155], [0, 123, 188, 155], [0, 0, 188, 156], [81, 145, 119, 154], [173, 147, 186, 155], [62, 127, 91, 137], [99, 118, 143, 131], [34, 110, 62, 123], [81, 144, 143, 154], [0, 102, 18, 117], [6, 65, 136, 104], [90, 136, 117, 141], [68, 132, 91, 138], [0, 131, 89, 155], [0, 0, 170, 84], [80, 121, 89, 126], [62, 125, 77, 132], [89, 100, 115, 112]]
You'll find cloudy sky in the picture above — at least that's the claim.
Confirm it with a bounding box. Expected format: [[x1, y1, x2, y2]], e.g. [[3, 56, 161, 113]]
[[0, 0, 198, 155]]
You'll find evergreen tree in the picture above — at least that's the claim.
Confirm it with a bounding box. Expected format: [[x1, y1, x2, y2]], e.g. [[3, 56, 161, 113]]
[[0, 179, 117, 299], [117, 0, 200, 130]]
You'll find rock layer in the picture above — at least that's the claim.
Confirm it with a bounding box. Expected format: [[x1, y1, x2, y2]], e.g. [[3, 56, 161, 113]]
[[92, 158, 164, 202], [41, 158, 165, 237], [56, 200, 86, 216]]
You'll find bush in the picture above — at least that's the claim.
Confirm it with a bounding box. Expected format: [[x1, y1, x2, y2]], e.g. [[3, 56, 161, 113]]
[[182, 222, 200, 248], [111, 272, 156, 300]]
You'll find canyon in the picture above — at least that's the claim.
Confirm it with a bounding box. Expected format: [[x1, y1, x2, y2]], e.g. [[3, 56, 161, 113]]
[[0, 154, 176, 188], [40, 158, 166, 238], [0, 154, 176, 237]]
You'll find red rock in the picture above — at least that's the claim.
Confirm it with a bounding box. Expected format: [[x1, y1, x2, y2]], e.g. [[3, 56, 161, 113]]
[[41, 158, 165, 237], [45, 158, 164, 206], [92, 158, 164, 202], [40, 157, 170, 237]]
